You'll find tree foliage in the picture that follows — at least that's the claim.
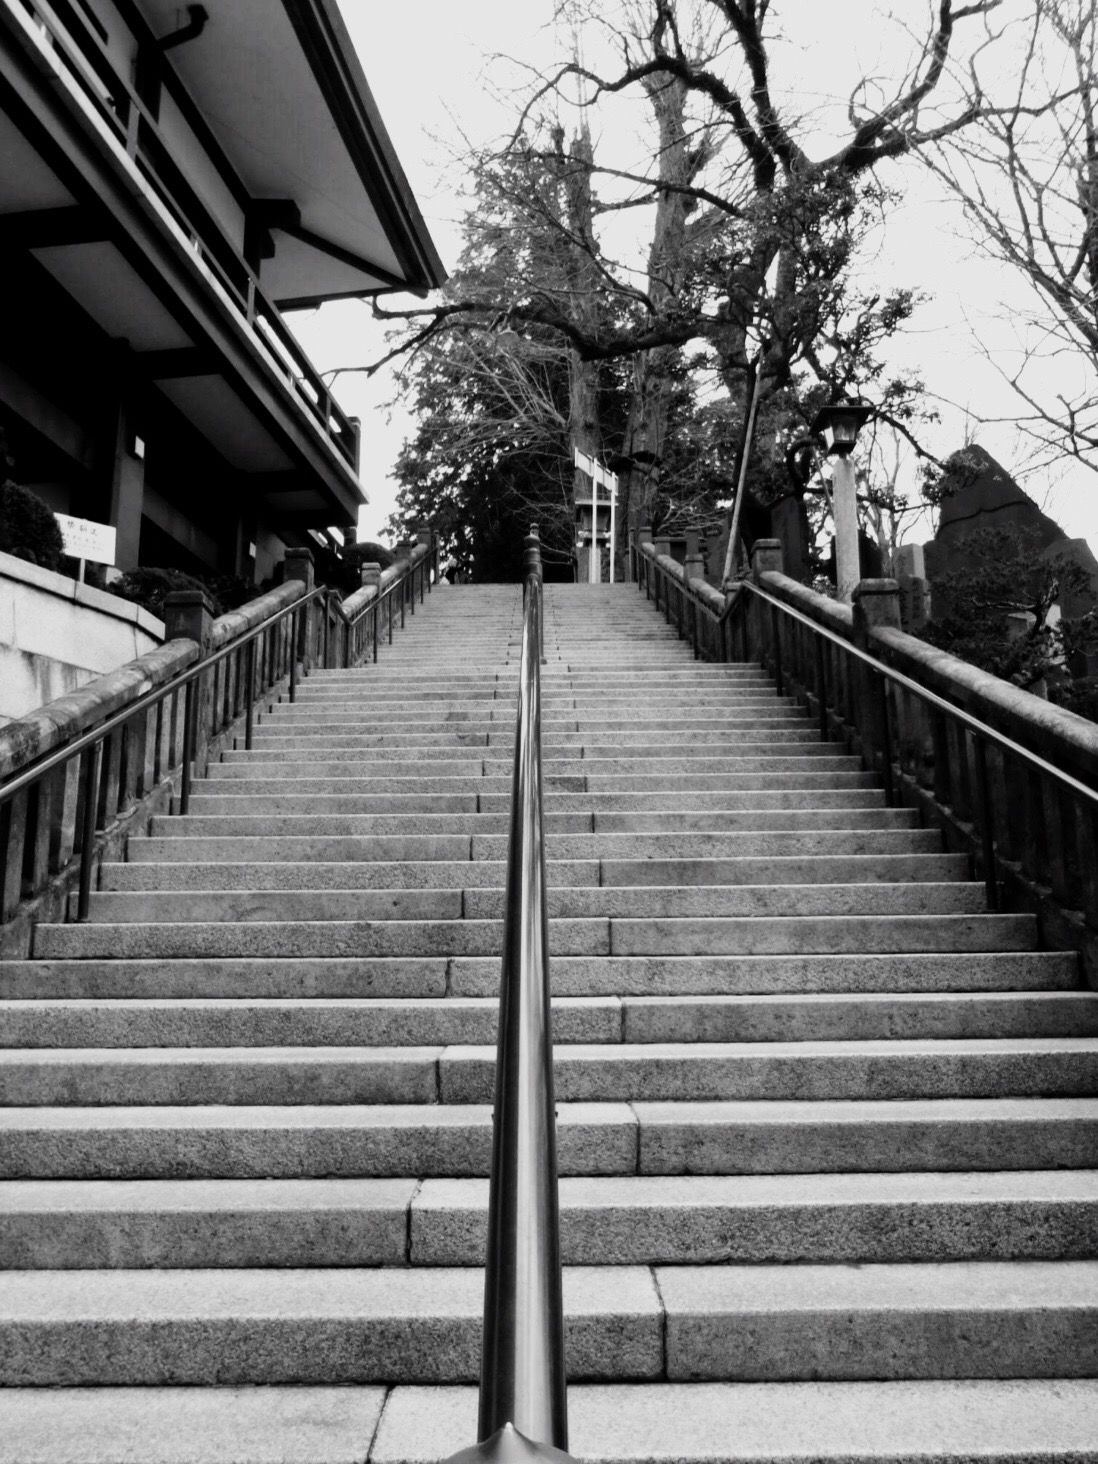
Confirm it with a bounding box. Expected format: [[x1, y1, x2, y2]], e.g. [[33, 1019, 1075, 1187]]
[[922, 525, 1098, 715]]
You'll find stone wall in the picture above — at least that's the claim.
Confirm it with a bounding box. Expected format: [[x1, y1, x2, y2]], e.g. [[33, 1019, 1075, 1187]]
[[0, 550, 163, 727]]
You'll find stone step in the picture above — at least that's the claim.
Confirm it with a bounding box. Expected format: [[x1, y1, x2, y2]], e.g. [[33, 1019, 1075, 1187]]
[[4, 1038, 1095, 1107], [599, 854, 969, 884], [218, 759, 879, 789], [314, 668, 773, 684], [80, 884, 988, 925], [656, 1261, 1098, 1380], [32, 917, 609, 960], [412, 1170, 1098, 1266], [0, 1102, 636, 1178], [33, 912, 1031, 960], [127, 834, 479, 863], [229, 742, 855, 765], [100, 859, 602, 891], [0, 996, 622, 1048], [6, 990, 1092, 1051], [4, 951, 1077, 1000], [440, 1038, 1098, 1104], [471, 830, 946, 858], [3, 1097, 1095, 1180], [0, 1262, 1094, 1386], [2, 1171, 1096, 1270], [99, 853, 968, 892], [371, 1379, 1098, 1464], [0, 1265, 661, 1385], [181, 796, 912, 827], [133, 831, 942, 863], [0, 1386, 389, 1464]]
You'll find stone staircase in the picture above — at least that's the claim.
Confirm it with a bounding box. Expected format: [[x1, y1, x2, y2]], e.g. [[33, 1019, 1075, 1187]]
[[1, 581, 1097, 1462]]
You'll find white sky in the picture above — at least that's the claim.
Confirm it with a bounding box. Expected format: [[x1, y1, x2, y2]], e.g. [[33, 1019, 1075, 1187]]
[[290, 0, 1098, 557]]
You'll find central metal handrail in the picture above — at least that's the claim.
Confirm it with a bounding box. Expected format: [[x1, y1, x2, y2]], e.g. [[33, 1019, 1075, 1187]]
[[448, 526, 573, 1464]]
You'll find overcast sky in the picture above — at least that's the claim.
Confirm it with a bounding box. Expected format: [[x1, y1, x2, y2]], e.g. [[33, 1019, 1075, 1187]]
[[291, 1, 1098, 556]]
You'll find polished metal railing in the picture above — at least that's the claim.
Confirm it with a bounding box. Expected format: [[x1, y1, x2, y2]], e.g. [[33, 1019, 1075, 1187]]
[[448, 526, 574, 1464]]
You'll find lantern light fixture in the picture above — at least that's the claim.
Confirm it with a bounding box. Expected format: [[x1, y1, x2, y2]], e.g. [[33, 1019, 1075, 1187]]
[[810, 401, 874, 456]]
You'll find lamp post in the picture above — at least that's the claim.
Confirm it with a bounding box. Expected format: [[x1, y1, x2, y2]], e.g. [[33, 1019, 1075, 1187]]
[[811, 401, 873, 601]]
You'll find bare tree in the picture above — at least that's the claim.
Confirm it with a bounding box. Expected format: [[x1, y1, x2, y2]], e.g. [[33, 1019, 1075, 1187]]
[[360, 0, 1003, 568], [926, 0, 1098, 472]]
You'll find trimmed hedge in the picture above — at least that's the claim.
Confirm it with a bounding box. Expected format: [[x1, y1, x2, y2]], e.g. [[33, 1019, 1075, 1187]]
[[0, 481, 65, 571]]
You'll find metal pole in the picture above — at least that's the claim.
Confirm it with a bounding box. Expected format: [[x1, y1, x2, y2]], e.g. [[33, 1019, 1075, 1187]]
[[878, 671, 895, 804], [770, 603, 784, 697], [76, 742, 103, 921], [245, 638, 256, 751], [180, 677, 196, 814], [289, 610, 298, 703], [815, 635, 829, 740], [608, 478, 616, 584], [973, 735, 1000, 909]]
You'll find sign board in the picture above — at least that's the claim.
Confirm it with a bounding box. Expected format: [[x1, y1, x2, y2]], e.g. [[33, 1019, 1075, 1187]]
[[54, 514, 116, 566]]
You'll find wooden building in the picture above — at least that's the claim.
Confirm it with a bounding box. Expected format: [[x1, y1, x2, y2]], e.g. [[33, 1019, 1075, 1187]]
[[0, 0, 444, 582]]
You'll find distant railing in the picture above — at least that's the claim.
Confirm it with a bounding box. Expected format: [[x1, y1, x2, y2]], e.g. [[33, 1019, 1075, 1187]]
[[447, 526, 573, 1464], [633, 530, 1098, 982], [2, 0, 359, 470], [0, 538, 436, 954]]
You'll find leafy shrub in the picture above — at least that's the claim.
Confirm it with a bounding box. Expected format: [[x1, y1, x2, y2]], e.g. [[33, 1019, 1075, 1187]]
[[0, 481, 65, 571], [108, 567, 208, 620], [347, 540, 396, 570]]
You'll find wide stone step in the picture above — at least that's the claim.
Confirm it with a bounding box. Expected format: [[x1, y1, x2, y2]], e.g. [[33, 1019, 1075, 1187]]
[[181, 796, 912, 827], [128, 830, 944, 863], [4, 950, 1078, 999], [2, 1171, 1096, 1270], [4, 1039, 1096, 1106], [3, 1097, 1095, 1180], [100, 853, 967, 892], [372, 1379, 1098, 1464], [7, 990, 1092, 1051], [0, 1265, 660, 1385], [1, 1261, 1095, 1385], [218, 760, 879, 789], [78, 883, 987, 925], [33, 912, 1031, 959], [205, 766, 878, 802]]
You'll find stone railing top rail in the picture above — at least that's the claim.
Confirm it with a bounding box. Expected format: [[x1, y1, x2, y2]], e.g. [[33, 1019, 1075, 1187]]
[[340, 542, 429, 621], [638, 533, 1098, 785], [755, 567, 1098, 787], [0, 578, 311, 784], [639, 540, 726, 616]]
